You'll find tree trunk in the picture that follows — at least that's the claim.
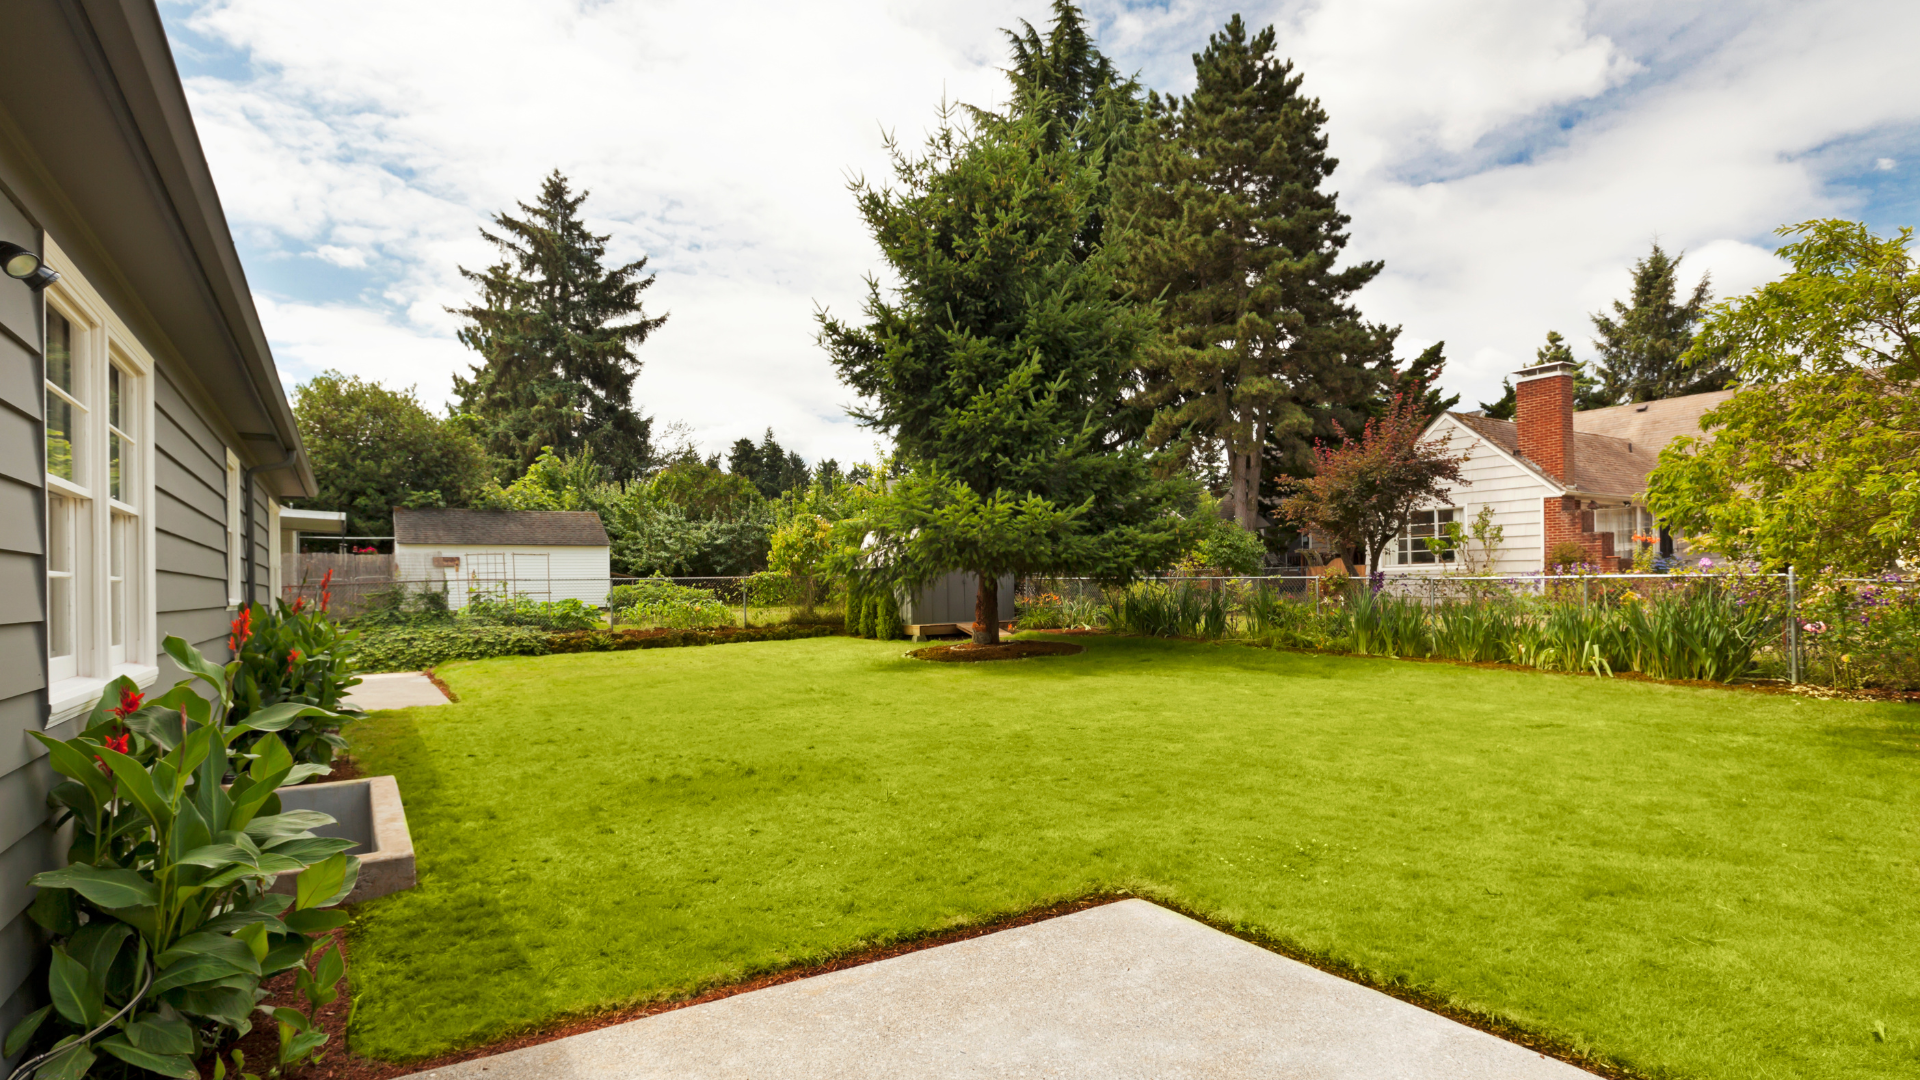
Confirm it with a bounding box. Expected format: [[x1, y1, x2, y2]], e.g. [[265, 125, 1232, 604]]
[[973, 572, 1000, 645], [1226, 419, 1267, 532]]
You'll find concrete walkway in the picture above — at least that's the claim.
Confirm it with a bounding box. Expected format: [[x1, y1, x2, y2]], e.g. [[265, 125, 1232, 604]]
[[402, 900, 1591, 1079], [344, 672, 450, 711]]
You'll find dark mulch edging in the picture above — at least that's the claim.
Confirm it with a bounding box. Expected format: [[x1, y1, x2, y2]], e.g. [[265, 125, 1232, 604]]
[[239, 890, 1653, 1080], [547, 624, 838, 655], [910, 641, 1086, 663], [421, 667, 460, 702]]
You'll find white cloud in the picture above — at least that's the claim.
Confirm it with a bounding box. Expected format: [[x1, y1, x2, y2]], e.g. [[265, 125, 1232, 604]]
[[1878, 157, 1899, 171], [165, 0, 1920, 460]]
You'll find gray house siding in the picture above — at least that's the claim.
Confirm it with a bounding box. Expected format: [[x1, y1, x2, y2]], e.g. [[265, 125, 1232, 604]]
[[154, 364, 239, 680], [0, 181, 56, 1048]]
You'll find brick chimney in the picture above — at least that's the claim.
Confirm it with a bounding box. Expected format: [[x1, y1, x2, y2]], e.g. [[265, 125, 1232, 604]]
[[1514, 361, 1576, 483]]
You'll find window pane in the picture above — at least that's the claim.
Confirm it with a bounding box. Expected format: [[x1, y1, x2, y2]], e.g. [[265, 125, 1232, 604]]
[[109, 365, 121, 429], [109, 432, 123, 501], [110, 513, 127, 648], [47, 390, 73, 481], [46, 310, 72, 392], [48, 496, 73, 660]]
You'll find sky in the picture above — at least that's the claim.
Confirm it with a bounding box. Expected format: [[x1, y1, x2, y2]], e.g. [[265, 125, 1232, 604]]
[[158, 0, 1920, 468]]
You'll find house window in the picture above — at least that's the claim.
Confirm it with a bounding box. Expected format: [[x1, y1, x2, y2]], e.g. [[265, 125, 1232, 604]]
[[1396, 508, 1459, 565], [226, 448, 242, 607], [41, 262, 156, 716]]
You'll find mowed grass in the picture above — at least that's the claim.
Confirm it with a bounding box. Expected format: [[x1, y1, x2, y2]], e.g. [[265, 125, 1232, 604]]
[[346, 635, 1920, 1077]]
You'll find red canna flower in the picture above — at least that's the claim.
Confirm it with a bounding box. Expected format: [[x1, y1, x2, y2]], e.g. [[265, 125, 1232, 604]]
[[292, 596, 306, 614], [228, 606, 253, 652], [319, 568, 334, 613], [103, 733, 130, 755], [111, 687, 144, 722], [287, 649, 302, 674]]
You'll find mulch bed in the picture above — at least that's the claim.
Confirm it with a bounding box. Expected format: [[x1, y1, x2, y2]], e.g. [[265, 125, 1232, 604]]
[[909, 641, 1086, 662]]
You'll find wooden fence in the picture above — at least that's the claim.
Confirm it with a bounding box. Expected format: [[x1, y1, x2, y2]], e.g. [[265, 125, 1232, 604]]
[[283, 553, 397, 617]]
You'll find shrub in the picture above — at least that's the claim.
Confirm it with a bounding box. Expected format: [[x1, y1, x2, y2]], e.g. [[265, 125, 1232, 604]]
[[1546, 541, 1592, 572], [353, 626, 551, 671], [8, 639, 357, 1076], [1015, 592, 1067, 630], [768, 514, 835, 615], [464, 593, 601, 631], [231, 598, 360, 766], [1104, 580, 1231, 639], [609, 578, 735, 629], [548, 625, 836, 653]]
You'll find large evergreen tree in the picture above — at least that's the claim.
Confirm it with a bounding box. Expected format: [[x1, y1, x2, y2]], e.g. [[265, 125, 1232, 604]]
[[1110, 16, 1392, 532], [1588, 242, 1731, 404], [726, 428, 812, 499], [1383, 341, 1461, 426], [450, 171, 667, 482], [820, 108, 1188, 644]]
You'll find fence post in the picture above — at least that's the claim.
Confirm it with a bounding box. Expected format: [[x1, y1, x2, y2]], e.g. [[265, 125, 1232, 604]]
[[1786, 565, 1799, 685]]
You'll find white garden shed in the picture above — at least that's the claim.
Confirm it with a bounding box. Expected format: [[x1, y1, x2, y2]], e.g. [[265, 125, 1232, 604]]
[[393, 508, 611, 610]]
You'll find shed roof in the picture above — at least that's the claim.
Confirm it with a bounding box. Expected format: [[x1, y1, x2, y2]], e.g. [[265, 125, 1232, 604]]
[[393, 509, 609, 547]]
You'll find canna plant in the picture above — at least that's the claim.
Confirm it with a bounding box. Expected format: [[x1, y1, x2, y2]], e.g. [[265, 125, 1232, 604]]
[[232, 598, 362, 767], [5, 635, 361, 1080]]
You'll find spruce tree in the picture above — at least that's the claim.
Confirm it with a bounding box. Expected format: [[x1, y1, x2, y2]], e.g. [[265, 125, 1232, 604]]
[[1588, 243, 1731, 404], [820, 109, 1187, 644], [451, 171, 667, 482], [1110, 16, 1392, 532], [1384, 342, 1461, 425]]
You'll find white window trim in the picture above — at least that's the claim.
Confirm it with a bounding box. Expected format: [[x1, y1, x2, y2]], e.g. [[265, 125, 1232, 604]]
[[1394, 506, 1462, 567], [41, 236, 160, 727], [226, 447, 243, 608]]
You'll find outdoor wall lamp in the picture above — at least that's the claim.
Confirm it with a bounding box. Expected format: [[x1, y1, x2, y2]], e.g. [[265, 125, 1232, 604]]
[[0, 242, 57, 288]]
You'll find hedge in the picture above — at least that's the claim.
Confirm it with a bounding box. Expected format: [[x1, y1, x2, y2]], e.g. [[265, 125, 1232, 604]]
[[352, 626, 551, 672], [352, 623, 839, 671], [547, 625, 836, 653]]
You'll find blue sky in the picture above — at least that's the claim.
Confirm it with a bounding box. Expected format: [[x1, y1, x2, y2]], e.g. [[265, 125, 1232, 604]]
[[159, 0, 1918, 465]]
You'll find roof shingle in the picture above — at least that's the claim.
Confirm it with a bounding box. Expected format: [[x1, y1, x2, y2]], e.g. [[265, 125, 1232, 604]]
[[1447, 386, 1732, 497], [392, 508, 609, 547]]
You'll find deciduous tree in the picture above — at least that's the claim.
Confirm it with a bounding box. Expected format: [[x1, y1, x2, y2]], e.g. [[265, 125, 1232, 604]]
[[1278, 392, 1469, 573], [1647, 220, 1920, 571], [292, 371, 488, 537]]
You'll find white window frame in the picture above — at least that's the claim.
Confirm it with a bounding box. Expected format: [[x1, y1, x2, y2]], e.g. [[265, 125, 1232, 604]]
[[1395, 507, 1461, 566], [41, 237, 160, 725], [226, 447, 243, 608]]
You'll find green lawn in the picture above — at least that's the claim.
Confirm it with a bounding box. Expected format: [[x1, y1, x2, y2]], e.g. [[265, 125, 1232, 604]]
[[346, 635, 1920, 1076]]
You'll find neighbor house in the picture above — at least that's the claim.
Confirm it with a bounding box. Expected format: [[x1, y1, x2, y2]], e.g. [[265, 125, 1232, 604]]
[[1380, 360, 1733, 576], [393, 507, 613, 610], [1, 2, 319, 1043]]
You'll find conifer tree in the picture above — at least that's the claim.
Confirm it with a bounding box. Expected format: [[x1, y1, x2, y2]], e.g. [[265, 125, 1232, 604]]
[[451, 171, 667, 482], [1384, 342, 1461, 425], [1110, 16, 1392, 532], [1588, 243, 1731, 405], [820, 109, 1187, 644]]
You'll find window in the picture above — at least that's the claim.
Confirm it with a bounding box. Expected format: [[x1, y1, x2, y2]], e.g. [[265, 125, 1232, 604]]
[[40, 249, 157, 720], [226, 448, 242, 607], [1396, 508, 1459, 565]]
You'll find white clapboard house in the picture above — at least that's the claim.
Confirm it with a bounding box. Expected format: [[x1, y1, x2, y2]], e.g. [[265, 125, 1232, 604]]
[[1379, 360, 1733, 577], [393, 508, 612, 610]]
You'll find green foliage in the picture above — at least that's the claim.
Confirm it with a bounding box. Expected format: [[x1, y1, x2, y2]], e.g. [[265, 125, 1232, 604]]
[[1384, 342, 1462, 426], [726, 429, 812, 499], [767, 514, 835, 614], [231, 599, 361, 767], [1794, 576, 1920, 689], [1110, 14, 1389, 527], [1587, 242, 1731, 405], [291, 370, 489, 537], [1278, 390, 1469, 572], [1546, 541, 1592, 572], [847, 589, 904, 640], [450, 171, 666, 481], [481, 448, 774, 576], [464, 593, 601, 632], [1102, 580, 1232, 639], [7, 642, 357, 1074], [1648, 221, 1920, 571], [819, 102, 1187, 641], [609, 579, 735, 629], [546, 625, 835, 653], [1177, 497, 1268, 574], [350, 626, 551, 672]]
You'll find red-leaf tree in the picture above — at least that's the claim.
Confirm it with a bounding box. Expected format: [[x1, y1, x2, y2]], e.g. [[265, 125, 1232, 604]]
[[1279, 390, 1469, 572]]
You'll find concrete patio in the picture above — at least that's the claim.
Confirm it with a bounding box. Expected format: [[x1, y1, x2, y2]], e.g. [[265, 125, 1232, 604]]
[[344, 671, 451, 711], [401, 899, 1592, 1080]]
